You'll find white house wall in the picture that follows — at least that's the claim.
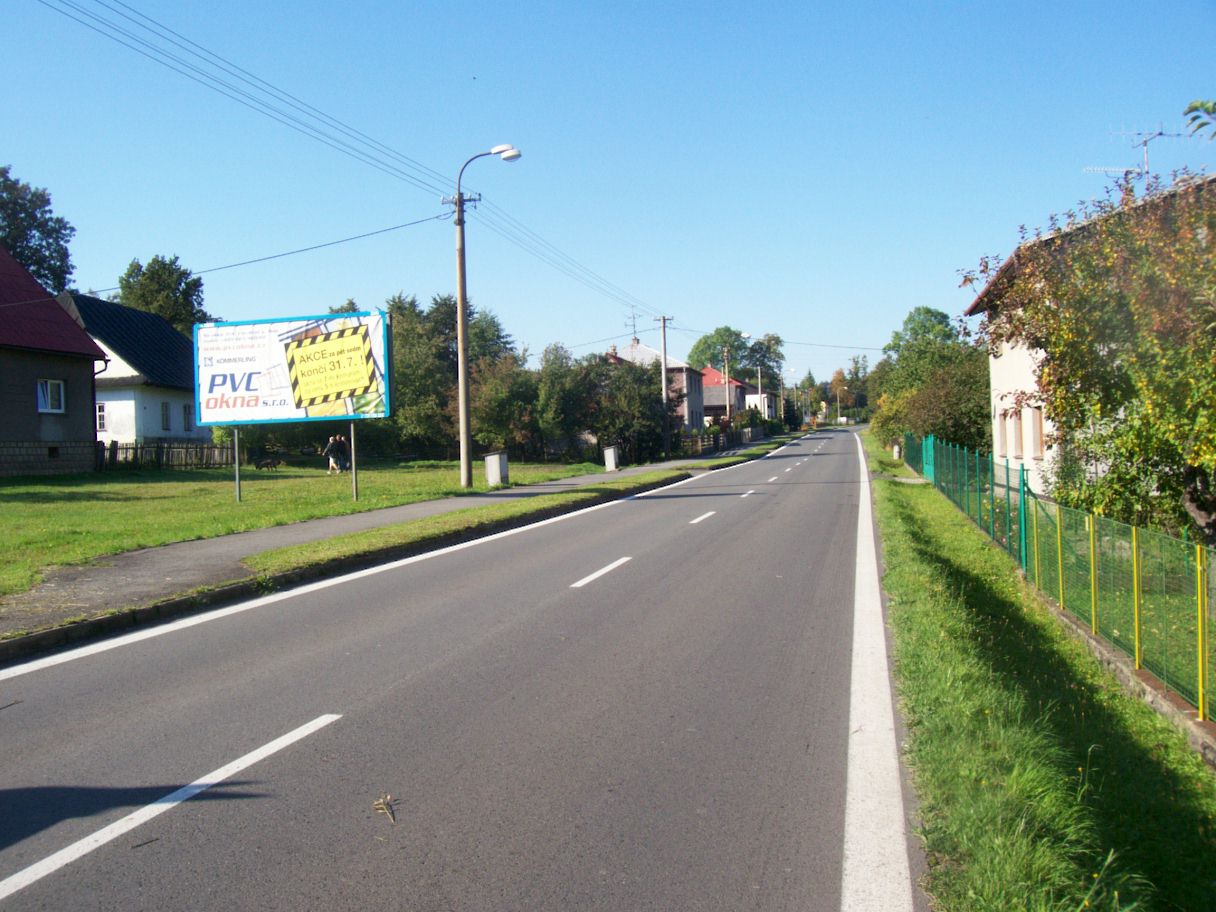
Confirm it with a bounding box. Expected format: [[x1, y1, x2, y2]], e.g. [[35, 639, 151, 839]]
[[97, 386, 210, 444], [989, 339, 1054, 495]]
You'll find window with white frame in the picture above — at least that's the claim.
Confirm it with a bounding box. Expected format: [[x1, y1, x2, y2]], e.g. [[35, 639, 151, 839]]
[[1031, 408, 1045, 459], [161, 401, 171, 432], [996, 408, 1007, 457], [1012, 411, 1023, 459], [96, 402, 106, 431], [37, 379, 65, 413]]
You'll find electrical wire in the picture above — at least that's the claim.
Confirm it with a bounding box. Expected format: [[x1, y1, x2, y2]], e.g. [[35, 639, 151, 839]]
[[36, 0, 666, 323]]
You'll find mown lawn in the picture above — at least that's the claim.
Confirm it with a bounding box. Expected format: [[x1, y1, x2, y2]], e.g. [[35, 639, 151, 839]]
[[863, 433, 1216, 911], [0, 459, 599, 597]]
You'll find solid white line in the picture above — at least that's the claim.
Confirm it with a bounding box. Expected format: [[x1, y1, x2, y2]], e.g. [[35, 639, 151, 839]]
[[741, 490, 755, 498], [840, 434, 913, 912], [570, 556, 631, 589], [689, 511, 716, 525], [0, 713, 341, 902]]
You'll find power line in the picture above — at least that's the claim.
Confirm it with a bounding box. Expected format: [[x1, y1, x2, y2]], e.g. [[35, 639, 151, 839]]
[[0, 214, 448, 308], [38, 0, 666, 323]]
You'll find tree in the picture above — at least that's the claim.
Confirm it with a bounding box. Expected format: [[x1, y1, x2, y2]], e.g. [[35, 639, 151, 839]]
[[115, 255, 215, 335], [686, 326, 753, 375], [537, 343, 594, 455], [974, 174, 1216, 540], [469, 353, 538, 454], [743, 333, 785, 392], [387, 293, 452, 451], [1185, 100, 1216, 140], [330, 298, 359, 313], [0, 165, 75, 292]]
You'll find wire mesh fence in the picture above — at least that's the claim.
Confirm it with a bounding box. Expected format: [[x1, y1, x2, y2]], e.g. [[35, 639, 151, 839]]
[[903, 433, 1213, 721]]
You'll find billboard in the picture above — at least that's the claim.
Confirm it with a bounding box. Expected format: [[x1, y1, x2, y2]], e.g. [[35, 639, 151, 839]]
[[195, 312, 390, 426]]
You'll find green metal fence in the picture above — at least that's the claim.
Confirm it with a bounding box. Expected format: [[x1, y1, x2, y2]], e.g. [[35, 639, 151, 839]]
[[903, 433, 1214, 721]]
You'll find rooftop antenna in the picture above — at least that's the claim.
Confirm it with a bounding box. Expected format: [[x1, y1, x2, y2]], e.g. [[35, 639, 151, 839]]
[[1084, 124, 1188, 179], [625, 303, 639, 339]]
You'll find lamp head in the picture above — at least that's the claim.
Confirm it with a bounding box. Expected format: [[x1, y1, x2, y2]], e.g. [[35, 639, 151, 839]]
[[491, 144, 522, 161]]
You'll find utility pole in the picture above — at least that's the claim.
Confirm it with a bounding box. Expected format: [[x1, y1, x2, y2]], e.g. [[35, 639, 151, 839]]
[[656, 316, 673, 458], [722, 345, 733, 424]]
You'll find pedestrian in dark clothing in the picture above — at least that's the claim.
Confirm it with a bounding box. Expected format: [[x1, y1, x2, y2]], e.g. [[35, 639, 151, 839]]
[[322, 436, 340, 474], [337, 434, 351, 472]]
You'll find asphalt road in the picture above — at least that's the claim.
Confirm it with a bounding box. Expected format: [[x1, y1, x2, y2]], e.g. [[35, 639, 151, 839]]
[[0, 430, 914, 911]]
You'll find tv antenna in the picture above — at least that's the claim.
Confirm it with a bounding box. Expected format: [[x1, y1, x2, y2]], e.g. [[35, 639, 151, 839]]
[[625, 303, 639, 339], [1084, 125, 1187, 178]]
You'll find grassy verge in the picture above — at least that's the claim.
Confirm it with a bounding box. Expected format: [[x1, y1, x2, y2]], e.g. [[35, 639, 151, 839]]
[[0, 460, 599, 597], [863, 433, 1216, 911], [244, 469, 688, 577]]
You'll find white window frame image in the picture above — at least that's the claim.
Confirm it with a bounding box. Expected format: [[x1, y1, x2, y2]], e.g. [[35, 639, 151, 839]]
[[37, 379, 65, 414]]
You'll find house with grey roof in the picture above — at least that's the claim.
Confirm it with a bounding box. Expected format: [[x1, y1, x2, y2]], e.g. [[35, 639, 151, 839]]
[[606, 337, 704, 430], [58, 293, 212, 445], [0, 244, 106, 475]]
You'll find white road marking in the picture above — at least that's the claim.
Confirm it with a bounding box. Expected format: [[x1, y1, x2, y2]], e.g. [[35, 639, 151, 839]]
[[741, 490, 755, 498], [840, 434, 914, 912], [784, 467, 793, 473], [768, 476, 779, 483], [689, 511, 716, 525], [0, 458, 765, 683], [0, 713, 342, 902], [570, 557, 632, 588]]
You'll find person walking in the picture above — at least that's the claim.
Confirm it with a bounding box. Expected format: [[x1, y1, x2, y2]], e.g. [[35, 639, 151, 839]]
[[322, 436, 340, 474]]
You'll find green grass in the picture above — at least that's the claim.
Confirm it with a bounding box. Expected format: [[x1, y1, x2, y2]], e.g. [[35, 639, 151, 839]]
[[245, 470, 688, 576], [0, 459, 600, 597], [863, 433, 1216, 911]]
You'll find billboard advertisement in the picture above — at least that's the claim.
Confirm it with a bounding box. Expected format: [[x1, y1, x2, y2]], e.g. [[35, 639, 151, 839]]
[[194, 312, 390, 426]]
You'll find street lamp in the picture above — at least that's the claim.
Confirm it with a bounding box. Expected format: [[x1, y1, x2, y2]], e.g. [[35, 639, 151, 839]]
[[451, 144, 521, 488]]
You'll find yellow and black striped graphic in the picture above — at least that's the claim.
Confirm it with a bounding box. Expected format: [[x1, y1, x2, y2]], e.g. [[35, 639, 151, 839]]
[[284, 325, 377, 408]]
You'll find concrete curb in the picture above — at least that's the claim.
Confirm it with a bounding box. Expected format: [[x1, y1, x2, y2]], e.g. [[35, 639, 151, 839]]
[[0, 471, 691, 667]]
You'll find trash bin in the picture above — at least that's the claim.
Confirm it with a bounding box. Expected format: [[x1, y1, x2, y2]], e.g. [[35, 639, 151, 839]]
[[604, 445, 619, 472], [485, 451, 509, 486]]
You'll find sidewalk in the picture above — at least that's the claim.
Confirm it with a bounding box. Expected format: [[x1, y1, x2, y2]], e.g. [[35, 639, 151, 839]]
[[0, 452, 747, 661]]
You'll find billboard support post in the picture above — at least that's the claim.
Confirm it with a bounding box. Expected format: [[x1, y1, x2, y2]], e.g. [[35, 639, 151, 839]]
[[350, 420, 358, 502], [233, 426, 242, 502]]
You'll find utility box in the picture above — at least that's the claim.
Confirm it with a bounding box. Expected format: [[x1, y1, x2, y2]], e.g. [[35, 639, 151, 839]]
[[485, 451, 509, 486], [604, 445, 619, 472]]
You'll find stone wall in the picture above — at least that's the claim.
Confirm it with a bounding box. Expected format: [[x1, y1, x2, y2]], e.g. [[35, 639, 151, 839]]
[[0, 441, 98, 477]]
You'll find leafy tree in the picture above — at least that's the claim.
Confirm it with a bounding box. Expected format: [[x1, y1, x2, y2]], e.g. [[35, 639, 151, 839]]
[[330, 298, 359, 313], [537, 343, 593, 455], [115, 255, 215, 335], [686, 326, 753, 375], [583, 356, 671, 464], [388, 293, 452, 451], [974, 174, 1216, 540], [1185, 100, 1215, 140], [470, 353, 538, 454], [743, 332, 785, 391], [0, 164, 75, 292]]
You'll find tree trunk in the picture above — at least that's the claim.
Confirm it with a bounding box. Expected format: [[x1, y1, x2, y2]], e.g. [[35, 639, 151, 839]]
[[1181, 464, 1216, 546]]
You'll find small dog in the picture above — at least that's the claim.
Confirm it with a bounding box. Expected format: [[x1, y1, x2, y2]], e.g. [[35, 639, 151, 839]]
[[255, 457, 281, 471]]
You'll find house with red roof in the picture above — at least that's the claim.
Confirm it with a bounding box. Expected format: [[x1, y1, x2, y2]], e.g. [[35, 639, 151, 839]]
[[700, 365, 747, 426], [0, 244, 106, 475]]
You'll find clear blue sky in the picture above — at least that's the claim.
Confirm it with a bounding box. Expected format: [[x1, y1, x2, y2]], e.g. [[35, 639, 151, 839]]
[[8, 0, 1213, 385]]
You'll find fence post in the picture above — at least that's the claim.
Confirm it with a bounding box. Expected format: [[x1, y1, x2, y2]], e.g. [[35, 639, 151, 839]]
[[1019, 465, 1028, 572], [1057, 502, 1066, 612], [1005, 460, 1013, 556], [1132, 526, 1142, 670], [975, 449, 981, 528], [989, 456, 996, 541], [1198, 545, 1208, 722], [1032, 491, 1040, 588], [1089, 514, 1098, 635]]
